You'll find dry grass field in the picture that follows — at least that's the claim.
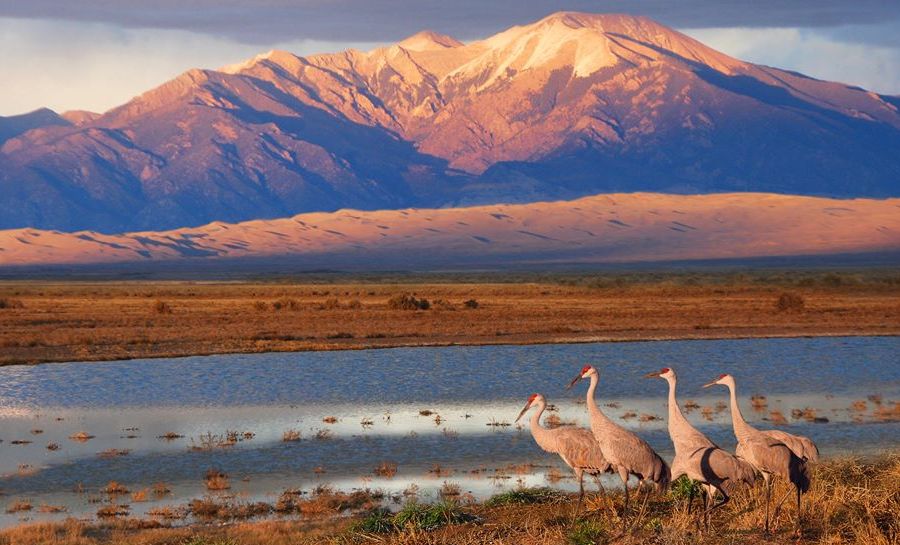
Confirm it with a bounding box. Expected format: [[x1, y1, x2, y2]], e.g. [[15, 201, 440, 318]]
[[0, 455, 896, 545], [1, 271, 898, 365]]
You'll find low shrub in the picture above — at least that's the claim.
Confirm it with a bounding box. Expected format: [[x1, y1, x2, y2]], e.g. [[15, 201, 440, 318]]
[[0, 298, 24, 309], [388, 294, 430, 310], [775, 291, 805, 312]]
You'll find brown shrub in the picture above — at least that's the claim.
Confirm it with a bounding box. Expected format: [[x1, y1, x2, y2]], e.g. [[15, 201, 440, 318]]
[[205, 469, 230, 491], [775, 291, 805, 312], [768, 410, 788, 425], [750, 394, 768, 411], [5, 500, 32, 513], [0, 298, 24, 309], [388, 294, 430, 310], [282, 429, 301, 442], [147, 505, 184, 519], [272, 297, 300, 311], [103, 481, 129, 495], [373, 461, 398, 478], [130, 489, 148, 502], [151, 482, 171, 497], [96, 504, 130, 518], [152, 300, 173, 314]]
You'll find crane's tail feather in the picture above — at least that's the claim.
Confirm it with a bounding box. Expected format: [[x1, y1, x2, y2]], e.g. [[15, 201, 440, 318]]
[[791, 455, 811, 494], [655, 453, 672, 491]]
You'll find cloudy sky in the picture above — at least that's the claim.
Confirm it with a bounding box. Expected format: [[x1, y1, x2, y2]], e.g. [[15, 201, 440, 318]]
[[2, 0, 899, 116]]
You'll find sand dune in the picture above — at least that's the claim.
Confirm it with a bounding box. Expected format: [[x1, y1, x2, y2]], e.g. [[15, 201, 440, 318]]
[[0, 193, 898, 269]]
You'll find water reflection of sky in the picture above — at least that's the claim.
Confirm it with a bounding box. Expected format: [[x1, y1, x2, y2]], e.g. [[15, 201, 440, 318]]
[[0, 337, 897, 528]]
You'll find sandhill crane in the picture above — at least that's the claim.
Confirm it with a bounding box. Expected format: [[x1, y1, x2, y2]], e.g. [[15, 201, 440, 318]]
[[568, 365, 670, 528], [515, 393, 613, 512], [645, 367, 756, 526], [704, 374, 811, 534]]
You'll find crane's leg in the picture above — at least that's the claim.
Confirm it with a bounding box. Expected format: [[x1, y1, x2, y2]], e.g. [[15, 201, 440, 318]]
[[794, 484, 802, 537], [575, 468, 585, 518], [772, 481, 794, 521], [764, 477, 772, 533], [620, 473, 630, 532], [702, 485, 712, 531], [591, 474, 606, 495], [704, 485, 730, 532]]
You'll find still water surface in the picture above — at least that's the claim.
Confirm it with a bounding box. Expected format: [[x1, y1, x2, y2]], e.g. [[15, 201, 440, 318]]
[[0, 336, 897, 527]]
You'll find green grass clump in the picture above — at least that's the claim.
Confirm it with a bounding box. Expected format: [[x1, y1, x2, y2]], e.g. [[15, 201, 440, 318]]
[[352, 508, 396, 534], [485, 487, 564, 507], [352, 501, 469, 535], [669, 475, 701, 501], [394, 501, 466, 530], [566, 519, 608, 545]]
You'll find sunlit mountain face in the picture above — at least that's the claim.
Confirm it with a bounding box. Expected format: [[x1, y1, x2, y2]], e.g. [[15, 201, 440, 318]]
[[2, 12, 900, 234]]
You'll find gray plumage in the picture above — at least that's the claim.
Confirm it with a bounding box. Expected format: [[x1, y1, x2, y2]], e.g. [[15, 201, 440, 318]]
[[763, 429, 819, 463], [647, 367, 756, 519], [516, 393, 613, 507], [569, 365, 670, 521], [706, 373, 811, 533]]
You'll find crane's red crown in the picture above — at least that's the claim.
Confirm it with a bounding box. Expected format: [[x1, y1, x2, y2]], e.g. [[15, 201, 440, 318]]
[[580, 365, 592, 374], [528, 393, 538, 402], [661, 367, 670, 373], [718, 373, 728, 379]]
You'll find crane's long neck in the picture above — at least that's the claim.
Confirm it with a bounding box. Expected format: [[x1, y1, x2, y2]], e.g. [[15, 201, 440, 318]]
[[665, 376, 690, 435], [528, 400, 555, 451], [666, 375, 711, 451], [726, 381, 755, 441], [585, 373, 616, 429]]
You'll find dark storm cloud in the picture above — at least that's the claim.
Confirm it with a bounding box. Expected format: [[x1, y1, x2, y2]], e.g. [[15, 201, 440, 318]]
[[1, 0, 899, 44]]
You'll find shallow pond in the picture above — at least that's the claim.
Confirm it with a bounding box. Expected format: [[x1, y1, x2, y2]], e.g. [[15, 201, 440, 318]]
[[0, 336, 897, 528]]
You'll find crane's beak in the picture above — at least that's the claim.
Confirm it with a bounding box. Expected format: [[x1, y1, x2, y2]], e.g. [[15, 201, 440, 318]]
[[566, 373, 583, 390], [514, 401, 532, 423], [644, 371, 661, 378], [701, 380, 718, 388]]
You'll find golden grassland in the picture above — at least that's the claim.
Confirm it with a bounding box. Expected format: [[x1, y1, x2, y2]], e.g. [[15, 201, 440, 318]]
[[0, 455, 896, 545], [0, 270, 898, 365]]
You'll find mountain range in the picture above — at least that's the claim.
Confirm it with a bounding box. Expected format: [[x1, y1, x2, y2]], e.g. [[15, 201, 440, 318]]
[[2, 12, 900, 234]]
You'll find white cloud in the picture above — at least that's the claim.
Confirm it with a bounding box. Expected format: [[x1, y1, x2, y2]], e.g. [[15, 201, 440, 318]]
[[682, 26, 900, 95], [0, 17, 382, 116]]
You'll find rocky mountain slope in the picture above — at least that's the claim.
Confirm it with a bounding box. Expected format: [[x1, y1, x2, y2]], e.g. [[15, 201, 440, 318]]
[[2, 12, 900, 233], [1, 193, 897, 269]]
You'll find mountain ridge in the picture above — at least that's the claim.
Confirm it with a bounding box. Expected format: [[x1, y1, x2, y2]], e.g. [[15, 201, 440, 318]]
[[2, 12, 900, 233]]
